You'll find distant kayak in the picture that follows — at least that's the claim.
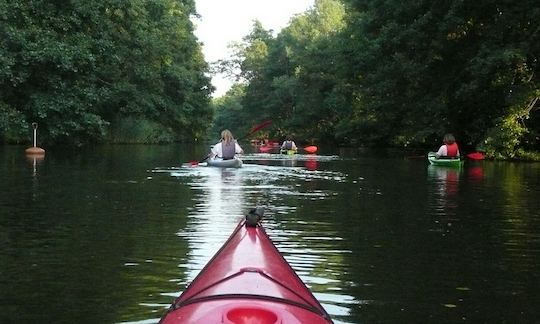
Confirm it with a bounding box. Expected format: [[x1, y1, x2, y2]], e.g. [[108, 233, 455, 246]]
[[159, 209, 333, 324], [427, 152, 463, 167], [206, 157, 243, 168]]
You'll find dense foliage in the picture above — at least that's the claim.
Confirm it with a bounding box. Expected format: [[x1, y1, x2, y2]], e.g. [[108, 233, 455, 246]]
[[2, 0, 538, 159], [214, 0, 347, 143], [214, 0, 540, 159], [341, 0, 540, 157], [0, 0, 213, 144]]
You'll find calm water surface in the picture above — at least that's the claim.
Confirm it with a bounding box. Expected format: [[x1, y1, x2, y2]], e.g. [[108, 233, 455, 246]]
[[1, 144, 539, 324]]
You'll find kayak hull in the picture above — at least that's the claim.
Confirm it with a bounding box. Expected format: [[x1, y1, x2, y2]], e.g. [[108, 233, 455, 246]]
[[206, 157, 243, 168], [427, 152, 463, 167], [160, 218, 332, 324]]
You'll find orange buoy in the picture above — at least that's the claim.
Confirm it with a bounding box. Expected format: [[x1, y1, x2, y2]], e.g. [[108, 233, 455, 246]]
[[25, 146, 45, 155], [25, 122, 45, 156]]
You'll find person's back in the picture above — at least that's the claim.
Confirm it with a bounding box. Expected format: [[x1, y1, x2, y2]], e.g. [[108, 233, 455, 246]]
[[436, 134, 460, 158], [211, 129, 243, 160], [281, 137, 297, 151], [221, 141, 236, 159]]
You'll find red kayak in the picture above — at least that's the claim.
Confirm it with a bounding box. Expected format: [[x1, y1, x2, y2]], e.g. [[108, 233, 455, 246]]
[[160, 209, 333, 324]]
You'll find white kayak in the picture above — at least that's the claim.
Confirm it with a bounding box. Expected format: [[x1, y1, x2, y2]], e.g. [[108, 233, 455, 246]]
[[206, 157, 243, 168]]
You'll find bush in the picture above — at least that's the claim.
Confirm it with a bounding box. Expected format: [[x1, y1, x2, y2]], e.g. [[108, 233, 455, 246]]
[[483, 109, 528, 159], [107, 116, 175, 144], [0, 104, 28, 144]]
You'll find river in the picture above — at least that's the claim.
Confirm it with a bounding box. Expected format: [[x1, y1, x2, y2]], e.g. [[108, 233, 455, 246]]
[[1, 144, 539, 323]]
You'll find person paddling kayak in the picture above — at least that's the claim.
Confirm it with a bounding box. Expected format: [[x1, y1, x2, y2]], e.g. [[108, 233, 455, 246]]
[[435, 133, 460, 158], [281, 136, 297, 153], [210, 129, 243, 160]]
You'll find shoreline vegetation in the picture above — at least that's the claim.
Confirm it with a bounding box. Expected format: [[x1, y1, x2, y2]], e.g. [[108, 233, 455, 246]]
[[1, 0, 539, 161], [4, 141, 540, 162]]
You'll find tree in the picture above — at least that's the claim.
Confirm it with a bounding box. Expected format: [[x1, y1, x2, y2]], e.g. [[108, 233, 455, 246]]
[[0, 0, 213, 144], [217, 0, 346, 143], [338, 0, 540, 154], [212, 84, 246, 136]]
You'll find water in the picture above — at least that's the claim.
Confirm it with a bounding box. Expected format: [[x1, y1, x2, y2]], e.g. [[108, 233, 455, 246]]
[[1, 145, 539, 323]]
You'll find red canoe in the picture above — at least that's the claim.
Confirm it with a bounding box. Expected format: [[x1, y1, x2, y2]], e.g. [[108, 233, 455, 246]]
[[160, 211, 333, 324]]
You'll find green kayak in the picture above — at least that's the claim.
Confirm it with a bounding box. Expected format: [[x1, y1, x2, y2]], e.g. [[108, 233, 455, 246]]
[[427, 152, 463, 167]]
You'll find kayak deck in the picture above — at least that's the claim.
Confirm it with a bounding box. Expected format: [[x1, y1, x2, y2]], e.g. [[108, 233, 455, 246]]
[[160, 211, 332, 324]]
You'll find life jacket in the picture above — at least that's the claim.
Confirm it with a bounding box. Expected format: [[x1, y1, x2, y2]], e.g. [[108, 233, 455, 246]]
[[283, 140, 293, 150], [221, 141, 236, 160], [445, 143, 459, 157]]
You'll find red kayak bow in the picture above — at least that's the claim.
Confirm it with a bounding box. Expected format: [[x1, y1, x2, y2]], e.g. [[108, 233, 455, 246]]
[[160, 209, 333, 324]]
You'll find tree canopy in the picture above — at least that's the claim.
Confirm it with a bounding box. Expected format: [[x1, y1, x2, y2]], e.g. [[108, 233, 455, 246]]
[[214, 0, 540, 159], [2, 0, 539, 159], [1, 0, 213, 144]]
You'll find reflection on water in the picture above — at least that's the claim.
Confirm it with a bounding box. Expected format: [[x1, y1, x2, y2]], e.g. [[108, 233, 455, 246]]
[[427, 165, 462, 232], [26, 154, 45, 201], [176, 168, 246, 280]]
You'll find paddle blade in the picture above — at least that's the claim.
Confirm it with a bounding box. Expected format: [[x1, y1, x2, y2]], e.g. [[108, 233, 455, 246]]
[[236, 120, 273, 143], [180, 161, 199, 167], [248, 120, 272, 135], [304, 145, 318, 154], [467, 152, 485, 160]]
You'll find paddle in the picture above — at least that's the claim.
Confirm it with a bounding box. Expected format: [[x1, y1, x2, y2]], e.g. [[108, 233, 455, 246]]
[[237, 120, 273, 143], [188, 120, 273, 166], [303, 145, 318, 154]]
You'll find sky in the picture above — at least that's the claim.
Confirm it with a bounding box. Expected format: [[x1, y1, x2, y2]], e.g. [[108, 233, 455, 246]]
[[193, 0, 314, 97]]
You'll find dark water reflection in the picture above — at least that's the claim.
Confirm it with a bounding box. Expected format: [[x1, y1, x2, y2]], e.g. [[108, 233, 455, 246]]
[[1, 145, 539, 323]]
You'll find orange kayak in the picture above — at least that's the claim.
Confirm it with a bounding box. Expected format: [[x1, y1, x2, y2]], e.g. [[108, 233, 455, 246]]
[[160, 209, 333, 324]]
